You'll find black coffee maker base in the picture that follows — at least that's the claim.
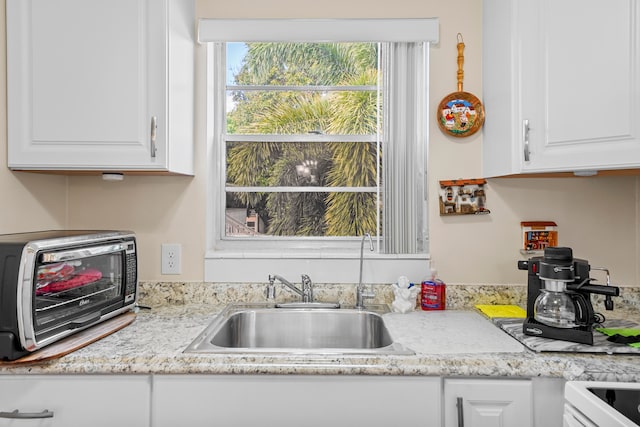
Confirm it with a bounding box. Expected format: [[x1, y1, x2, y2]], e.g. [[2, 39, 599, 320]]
[[523, 318, 594, 345]]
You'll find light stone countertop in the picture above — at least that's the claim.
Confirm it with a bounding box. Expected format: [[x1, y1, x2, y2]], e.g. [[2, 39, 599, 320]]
[[2, 303, 639, 381]]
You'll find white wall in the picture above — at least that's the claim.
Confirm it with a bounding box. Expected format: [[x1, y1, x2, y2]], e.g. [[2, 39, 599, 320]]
[[2, 0, 638, 287]]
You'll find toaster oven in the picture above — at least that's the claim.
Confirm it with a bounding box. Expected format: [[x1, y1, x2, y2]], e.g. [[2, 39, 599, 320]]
[[0, 230, 137, 361]]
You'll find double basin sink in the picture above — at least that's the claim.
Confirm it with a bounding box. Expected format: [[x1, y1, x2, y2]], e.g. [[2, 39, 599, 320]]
[[185, 303, 413, 356]]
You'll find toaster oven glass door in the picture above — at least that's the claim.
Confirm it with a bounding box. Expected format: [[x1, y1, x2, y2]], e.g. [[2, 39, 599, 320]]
[[33, 245, 128, 337]]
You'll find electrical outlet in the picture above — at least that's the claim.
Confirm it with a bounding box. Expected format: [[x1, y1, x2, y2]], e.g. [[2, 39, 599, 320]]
[[161, 243, 182, 275]]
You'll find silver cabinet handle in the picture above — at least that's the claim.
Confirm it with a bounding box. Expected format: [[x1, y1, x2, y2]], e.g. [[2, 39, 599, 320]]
[[522, 119, 530, 162], [456, 397, 464, 427], [0, 409, 54, 419], [150, 116, 157, 158]]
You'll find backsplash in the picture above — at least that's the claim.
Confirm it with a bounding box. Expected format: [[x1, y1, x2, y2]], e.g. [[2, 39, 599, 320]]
[[138, 282, 526, 310], [138, 282, 640, 312]]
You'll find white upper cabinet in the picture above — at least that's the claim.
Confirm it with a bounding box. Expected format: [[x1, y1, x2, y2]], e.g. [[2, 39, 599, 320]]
[[7, 0, 194, 175], [483, 0, 640, 177]]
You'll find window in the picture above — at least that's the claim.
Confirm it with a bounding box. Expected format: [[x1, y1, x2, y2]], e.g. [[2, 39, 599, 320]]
[[202, 19, 439, 283], [223, 42, 380, 240]]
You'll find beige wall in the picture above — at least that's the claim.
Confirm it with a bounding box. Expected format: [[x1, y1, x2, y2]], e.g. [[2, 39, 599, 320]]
[[2, 0, 639, 287]]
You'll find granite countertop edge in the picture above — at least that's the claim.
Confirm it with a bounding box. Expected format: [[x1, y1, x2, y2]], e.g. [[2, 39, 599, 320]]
[[1, 303, 639, 382]]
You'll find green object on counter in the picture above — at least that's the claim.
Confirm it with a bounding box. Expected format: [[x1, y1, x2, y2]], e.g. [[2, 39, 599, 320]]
[[596, 328, 640, 348]]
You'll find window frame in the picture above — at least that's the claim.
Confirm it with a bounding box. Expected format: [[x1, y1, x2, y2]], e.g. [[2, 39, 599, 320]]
[[202, 19, 438, 283]]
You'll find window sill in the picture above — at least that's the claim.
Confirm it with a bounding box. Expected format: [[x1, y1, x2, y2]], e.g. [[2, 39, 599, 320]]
[[204, 251, 430, 284]]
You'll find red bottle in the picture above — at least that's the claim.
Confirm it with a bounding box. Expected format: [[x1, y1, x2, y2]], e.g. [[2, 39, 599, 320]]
[[421, 279, 446, 310]]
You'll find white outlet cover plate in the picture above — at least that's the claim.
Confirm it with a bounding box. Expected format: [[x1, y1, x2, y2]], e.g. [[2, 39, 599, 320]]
[[161, 243, 182, 275]]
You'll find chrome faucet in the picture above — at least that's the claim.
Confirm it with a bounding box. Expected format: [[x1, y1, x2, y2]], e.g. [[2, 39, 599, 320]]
[[356, 233, 375, 309], [267, 274, 314, 303]]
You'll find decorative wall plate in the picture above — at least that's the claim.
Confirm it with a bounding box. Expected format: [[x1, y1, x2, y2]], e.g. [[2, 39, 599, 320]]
[[437, 92, 485, 137], [437, 34, 485, 138]]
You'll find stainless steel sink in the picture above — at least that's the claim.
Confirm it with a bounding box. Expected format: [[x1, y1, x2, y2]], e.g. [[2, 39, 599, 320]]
[[184, 303, 413, 355]]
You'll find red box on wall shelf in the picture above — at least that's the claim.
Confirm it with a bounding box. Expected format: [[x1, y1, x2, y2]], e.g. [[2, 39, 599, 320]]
[[521, 221, 558, 255]]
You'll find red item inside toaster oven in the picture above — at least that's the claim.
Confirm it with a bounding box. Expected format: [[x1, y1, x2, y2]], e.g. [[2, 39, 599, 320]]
[[36, 268, 103, 295]]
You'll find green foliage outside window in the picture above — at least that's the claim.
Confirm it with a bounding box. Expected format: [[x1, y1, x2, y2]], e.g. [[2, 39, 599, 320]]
[[225, 42, 380, 237]]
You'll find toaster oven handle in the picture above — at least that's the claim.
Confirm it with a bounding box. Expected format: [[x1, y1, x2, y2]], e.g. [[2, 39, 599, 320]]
[[69, 313, 102, 329], [0, 409, 54, 419], [41, 243, 128, 263]]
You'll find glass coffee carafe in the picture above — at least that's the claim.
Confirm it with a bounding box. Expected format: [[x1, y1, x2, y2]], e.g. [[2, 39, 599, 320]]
[[534, 281, 577, 328]]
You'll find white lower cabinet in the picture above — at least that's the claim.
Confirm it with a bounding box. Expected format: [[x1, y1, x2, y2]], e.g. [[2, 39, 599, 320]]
[[0, 375, 151, 427], [0, 374, 563, 427], [151, 375, 442, 427], [444, 378, 533, 427]]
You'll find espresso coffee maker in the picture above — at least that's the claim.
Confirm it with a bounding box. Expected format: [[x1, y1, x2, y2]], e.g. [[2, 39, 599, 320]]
[[518, 247, 620, 345]]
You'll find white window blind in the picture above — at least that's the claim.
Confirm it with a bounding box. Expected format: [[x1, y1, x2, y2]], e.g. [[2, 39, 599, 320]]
[[382, 42, 429, 254]]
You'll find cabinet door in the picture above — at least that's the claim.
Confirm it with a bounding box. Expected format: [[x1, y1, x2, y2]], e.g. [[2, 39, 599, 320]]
[[0, 375, 151, 427], [6, 0, 194, 173], [483, 0, 640, 177], [520, 0, 640, 174], [444, 379, 532, 427], [482, 0, 523, 177], [152, 375, 441, 427]]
